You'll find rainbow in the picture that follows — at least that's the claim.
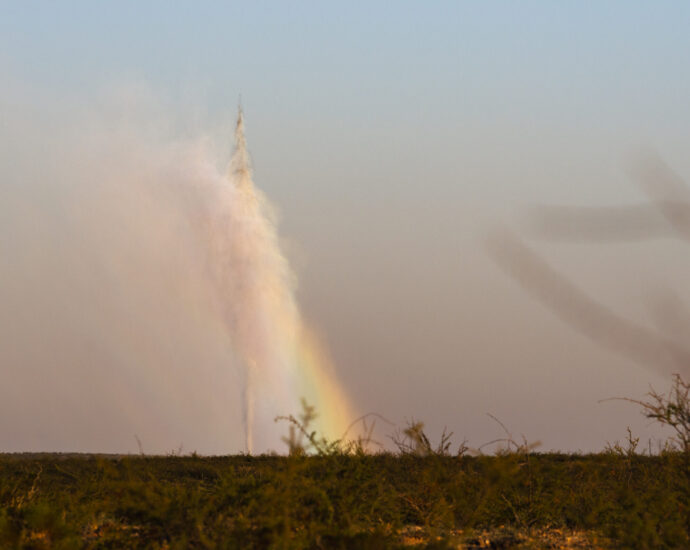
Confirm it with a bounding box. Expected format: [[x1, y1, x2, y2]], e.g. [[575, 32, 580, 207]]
[[211, 108, 356, 452], [293, 326, 357, 442]]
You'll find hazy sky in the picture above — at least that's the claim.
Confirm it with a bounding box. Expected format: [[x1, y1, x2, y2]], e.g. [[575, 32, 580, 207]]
[[2, 3, 690, 453]]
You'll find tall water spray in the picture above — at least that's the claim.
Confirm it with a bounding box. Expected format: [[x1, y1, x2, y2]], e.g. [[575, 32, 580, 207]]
[[0, 94, 354, 453], [209, 108, 355, 452]]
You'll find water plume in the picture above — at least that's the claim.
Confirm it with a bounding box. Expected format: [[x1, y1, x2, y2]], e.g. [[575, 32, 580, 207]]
[[206, 108, 355, 452], [0, 91, 354, 454]]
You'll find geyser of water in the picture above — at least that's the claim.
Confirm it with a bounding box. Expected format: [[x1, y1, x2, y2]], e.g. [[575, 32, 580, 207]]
[[211, 109, 354, 452], [0, 92, 353, 453]]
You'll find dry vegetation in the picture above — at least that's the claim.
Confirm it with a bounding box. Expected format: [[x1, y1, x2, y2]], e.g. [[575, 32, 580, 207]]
[[2, 378, 690, 549]]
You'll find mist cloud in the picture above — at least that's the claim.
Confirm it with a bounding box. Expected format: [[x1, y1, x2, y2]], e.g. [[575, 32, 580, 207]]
[[0, 84, 247, 454]]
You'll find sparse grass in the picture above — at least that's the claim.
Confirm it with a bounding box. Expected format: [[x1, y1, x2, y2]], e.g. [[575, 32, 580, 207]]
[[1, 450, 689, 548], [607, 373, 690, 455], [2, 384, 690, 549]]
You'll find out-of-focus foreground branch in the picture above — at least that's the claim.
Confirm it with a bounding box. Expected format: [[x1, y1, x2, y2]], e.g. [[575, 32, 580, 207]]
[[486, 152, 690, 376]]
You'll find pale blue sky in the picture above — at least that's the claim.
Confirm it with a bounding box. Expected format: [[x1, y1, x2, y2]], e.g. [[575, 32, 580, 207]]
[[3, 3, 690, 452], [4, 3, 689, 123]]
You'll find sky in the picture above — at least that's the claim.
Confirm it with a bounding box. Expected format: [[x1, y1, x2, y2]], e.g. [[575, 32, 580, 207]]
[[2, 3, 690, 453]]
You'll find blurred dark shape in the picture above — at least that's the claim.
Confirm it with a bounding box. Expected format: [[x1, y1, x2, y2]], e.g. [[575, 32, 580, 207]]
[[633, 154, 690, 242], [529, 154, 690, 243], [634, 151, 690, 201], [486, 229, 690, 375], [528, 204, 673, 242], [487, 152, 690, 376], [646, 289, 690, 344]]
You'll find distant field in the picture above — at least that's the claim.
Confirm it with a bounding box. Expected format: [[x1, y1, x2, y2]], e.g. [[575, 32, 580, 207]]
[[1, 450, 688, 549]]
